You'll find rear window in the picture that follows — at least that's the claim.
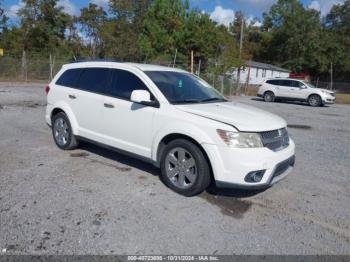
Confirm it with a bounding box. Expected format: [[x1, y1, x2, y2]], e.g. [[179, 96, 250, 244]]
[[56, 68, 82, 87], [76, 68, 111, 93]]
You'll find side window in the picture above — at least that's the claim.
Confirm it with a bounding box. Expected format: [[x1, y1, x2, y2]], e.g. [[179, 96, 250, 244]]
[[290, 81, 300, 87], [295, 81, 305, 88], [266, 80, 276, 85], [56, 68, 82, 88], [280, 80, 292, 87], [77, 68, 110, 94], [107, 69, 148, 100]]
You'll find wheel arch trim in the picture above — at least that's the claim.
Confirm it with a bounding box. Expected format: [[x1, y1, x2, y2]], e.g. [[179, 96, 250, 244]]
[[50, 102, 79, 135]]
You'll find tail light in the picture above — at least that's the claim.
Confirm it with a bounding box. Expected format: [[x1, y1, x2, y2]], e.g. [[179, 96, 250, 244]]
[[45, 85, 50, 95]]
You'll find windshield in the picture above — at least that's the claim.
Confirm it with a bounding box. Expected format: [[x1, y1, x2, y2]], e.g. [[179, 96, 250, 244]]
[[145, 71, 226, 104], [303, 81, 316, 88]]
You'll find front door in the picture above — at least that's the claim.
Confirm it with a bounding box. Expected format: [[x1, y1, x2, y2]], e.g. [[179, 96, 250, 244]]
[[101, 68, 157, 158]]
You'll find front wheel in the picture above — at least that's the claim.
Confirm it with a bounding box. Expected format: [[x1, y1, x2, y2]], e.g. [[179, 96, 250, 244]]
[[308, 95, 322, 107], [160, 139, 211, 196]]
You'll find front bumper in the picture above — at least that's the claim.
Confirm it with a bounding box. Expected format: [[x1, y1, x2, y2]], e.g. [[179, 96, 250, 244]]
[[202, 138, 295, 189], [321, 93, 336, 104], [322, 97, 335, 104]]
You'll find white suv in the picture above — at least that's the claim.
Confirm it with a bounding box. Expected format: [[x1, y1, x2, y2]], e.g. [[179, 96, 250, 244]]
[[257, 78, 335, 106], [46, 61, 295, 196]]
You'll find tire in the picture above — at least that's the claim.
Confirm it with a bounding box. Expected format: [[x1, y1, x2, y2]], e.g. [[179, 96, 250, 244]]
[[264, 91, 275, 102], [160, 139, 211, 196], [51, 112, 78, 150], [308, 94, 322, 107]]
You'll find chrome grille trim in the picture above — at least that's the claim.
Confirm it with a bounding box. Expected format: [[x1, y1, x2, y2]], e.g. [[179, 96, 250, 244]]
[[260, 128, 289, 152]]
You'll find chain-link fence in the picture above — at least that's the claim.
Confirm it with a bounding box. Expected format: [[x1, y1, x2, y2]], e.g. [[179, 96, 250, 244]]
[[1, 56, 349, 95], [0, 56, 67, 82], [310, 81, 350, 93]]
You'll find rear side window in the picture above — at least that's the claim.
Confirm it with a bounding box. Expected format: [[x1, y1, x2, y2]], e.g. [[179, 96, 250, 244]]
[[266, 80, 277, 85], [107, 69, 148, 100], [56, 68, 82, 87], [279, 80, 293, 87], [77, 68, 110, 93]]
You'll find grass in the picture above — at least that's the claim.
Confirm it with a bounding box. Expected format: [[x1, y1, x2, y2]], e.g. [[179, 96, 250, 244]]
[[336, 93, 350, 104]]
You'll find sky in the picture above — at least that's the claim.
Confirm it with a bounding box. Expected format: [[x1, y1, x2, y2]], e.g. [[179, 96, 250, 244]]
[[2, 0, 345, 26]]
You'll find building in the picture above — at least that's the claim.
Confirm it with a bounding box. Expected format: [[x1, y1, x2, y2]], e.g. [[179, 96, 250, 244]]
[[231, 60, 290, 85]]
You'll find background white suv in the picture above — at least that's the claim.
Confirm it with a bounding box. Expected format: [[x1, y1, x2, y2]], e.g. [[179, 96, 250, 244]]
[[257, 78, 335, 106], [46, 61, 295, 196]]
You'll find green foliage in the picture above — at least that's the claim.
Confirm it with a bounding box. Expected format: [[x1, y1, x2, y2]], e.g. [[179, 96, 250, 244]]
[[0, 0, 350, 80], [79, 3, 107, 57], [140, 0, 239, 72], [17, 0, 71, 54], [0, 0, 8, 32], [260, 0, 324, 74]]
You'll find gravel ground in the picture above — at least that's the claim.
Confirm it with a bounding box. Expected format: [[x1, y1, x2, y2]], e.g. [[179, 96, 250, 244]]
[[0, 82, 349, 255]]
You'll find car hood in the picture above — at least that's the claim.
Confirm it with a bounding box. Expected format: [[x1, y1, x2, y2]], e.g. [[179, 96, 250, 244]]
[[175, 102, 287, 132], [309, 88, 334, 94]]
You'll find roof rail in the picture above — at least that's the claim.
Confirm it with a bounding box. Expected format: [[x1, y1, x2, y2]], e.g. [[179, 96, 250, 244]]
[[68, 58, 123, 63]]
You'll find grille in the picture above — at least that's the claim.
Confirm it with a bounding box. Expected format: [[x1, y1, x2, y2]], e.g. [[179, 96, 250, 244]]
[[260, 128, 289, 152]]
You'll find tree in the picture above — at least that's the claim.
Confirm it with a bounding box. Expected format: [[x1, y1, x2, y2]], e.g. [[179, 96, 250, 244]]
[[0, 0, 8, 32], [79, 3, 107, 58], [18, 0, 71, 54], [324, 0, 350, 80], [103, 0, 153, 60], [139, 0, 188, 62], [261, 0, 326, 74]]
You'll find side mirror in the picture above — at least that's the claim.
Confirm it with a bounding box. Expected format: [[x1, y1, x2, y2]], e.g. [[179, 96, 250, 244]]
[[130, 90, 159, 107]]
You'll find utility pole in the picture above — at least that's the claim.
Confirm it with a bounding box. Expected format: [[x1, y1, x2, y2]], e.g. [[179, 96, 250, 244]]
[[235, 15, 244, 95], [198, 59, 201, 76], [173, 48, 177, 68], [190, 50, 194, 73], [330, 62, 333, 90]]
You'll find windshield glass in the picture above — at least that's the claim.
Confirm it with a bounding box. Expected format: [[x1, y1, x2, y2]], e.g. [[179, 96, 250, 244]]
[[303, 81, 316, 88], [145, 71, 226, 104]]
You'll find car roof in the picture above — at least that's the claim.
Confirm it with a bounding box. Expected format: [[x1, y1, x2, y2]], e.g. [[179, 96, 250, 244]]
[[62, 61, 187, 73], [265, 78, 304, 81]]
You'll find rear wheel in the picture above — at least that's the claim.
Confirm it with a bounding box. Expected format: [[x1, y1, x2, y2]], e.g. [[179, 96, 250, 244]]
[[160, 139, 211, 196], [308, 94, 322, 107], [264, 91, 275, 102], [52, 112, 78, 150]]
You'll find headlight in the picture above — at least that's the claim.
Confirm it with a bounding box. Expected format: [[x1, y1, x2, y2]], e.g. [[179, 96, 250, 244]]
[[217, 129, 264, 148]]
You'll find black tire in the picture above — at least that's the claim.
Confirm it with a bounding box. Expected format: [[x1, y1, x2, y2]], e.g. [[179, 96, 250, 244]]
[[51, 112, 78, 150], [264, 91, 275, 102], [308, 94, 322, 107], [160, 139, 211, 196]]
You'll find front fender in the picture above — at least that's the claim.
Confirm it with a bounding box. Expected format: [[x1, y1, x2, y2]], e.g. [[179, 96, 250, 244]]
[[151, 122, 216, 162]]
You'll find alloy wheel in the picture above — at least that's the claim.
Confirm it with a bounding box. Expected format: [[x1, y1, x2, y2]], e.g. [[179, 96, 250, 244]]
[[164, 147, 197, 189], [53, 117, 70, 146]]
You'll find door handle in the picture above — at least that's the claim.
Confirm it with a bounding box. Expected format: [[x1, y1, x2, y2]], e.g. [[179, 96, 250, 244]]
[[68, 94, 76, 99], [104, 103, 114, 108]]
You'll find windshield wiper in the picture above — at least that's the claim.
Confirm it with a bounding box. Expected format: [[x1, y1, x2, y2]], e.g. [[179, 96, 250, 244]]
[[172, 99, 201, 104], [200, 98, 227, 103]]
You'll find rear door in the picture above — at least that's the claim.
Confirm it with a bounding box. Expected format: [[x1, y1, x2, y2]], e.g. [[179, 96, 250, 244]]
[[100, 68, 157, 158], [275, 79, 293, 97], [69, 67, 111, 141]]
